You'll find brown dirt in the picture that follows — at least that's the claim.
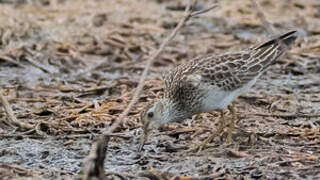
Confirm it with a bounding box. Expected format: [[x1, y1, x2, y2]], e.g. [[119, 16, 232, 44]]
[[0, 0, 319, 179]]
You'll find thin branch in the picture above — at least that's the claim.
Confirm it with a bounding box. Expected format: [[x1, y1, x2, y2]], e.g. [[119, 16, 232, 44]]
[[190, 4, 218, 18], [81, 1, 217, 179], [250, 0, 276, 36], [250, 0, 291, 51], [81, 135, 110, 180], [103, 4, 192, 135], [104, 1, 217, 135], [0, 89, 34, 130]]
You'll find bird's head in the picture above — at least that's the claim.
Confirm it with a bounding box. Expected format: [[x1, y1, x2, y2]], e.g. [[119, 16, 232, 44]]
[[141, 98, 195, 132], [140, 99, 167, 133], [138, 99, 166, 151], [138, 98, 190, 151]]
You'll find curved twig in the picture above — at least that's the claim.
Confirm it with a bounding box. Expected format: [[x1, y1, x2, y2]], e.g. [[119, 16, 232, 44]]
[[81, 1, 218, 179]]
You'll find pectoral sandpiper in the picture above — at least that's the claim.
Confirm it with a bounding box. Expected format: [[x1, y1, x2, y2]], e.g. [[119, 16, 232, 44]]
[[139, 30, 297, 151]]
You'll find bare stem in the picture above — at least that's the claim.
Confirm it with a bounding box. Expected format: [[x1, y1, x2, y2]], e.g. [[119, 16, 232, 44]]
[[104, 1, 217, 135], [250, 0, 276, 36], [81, 1, 217, 179], [250, 0, 290, 50]]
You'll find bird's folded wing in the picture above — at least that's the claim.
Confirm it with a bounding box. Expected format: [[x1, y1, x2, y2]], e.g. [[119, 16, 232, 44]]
[[198, 52, 254, 91]]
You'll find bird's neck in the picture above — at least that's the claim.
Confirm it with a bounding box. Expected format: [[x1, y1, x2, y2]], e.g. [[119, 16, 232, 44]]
[[161, 99, 195, 123]]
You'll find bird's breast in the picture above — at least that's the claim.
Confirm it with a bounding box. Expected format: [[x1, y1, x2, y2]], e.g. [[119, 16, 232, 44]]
[[199, 76, 259, 112], [199, 87, 232, 112]]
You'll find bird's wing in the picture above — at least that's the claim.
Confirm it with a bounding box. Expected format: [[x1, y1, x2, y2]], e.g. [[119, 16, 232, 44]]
[[234, 30, 297, 88], [198, 31, 297, 91], [196, 52, 250, 91], [164, 31, 297, 96], [163, 52, 251, 101]]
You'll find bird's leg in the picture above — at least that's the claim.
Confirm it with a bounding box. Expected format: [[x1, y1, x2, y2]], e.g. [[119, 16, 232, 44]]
[[226, 105, 236, 144], [187, 110, 225, 152], [216, 110, 225, 136]]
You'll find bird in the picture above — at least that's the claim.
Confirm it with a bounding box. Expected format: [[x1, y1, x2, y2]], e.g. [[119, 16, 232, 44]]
[[139, 30, 297, 151]]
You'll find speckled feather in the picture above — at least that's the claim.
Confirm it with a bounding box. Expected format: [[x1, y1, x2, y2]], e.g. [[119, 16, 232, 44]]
[[163, 31, 297, 111]]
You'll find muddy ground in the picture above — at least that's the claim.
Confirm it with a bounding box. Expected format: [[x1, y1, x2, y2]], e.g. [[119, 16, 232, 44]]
[[0, 0, 319, 179]]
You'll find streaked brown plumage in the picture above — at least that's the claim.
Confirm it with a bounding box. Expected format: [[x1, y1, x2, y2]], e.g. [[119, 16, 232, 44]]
[[139, 30, 297, 151]]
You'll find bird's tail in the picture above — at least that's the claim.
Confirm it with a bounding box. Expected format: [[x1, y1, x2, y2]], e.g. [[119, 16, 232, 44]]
[[255, 30, 297, 50], [250, 30, 297, 69]]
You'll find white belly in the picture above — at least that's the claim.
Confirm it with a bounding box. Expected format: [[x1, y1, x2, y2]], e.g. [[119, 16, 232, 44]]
[[200, 76, 259, 112]]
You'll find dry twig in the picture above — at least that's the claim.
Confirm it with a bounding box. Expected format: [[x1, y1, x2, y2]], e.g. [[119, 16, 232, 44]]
[[250, 0, 293, 51], [81, 1, 217, 179], [105, 2, 217, 135], [250, 0, 276, 35], [81, 135, 110, 180]]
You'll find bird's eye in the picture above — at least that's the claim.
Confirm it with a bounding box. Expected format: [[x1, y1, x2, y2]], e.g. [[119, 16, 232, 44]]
[[147, 112, 154, 118]]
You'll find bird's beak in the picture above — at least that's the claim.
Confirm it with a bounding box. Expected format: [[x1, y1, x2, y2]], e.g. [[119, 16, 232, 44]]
[[138, 120, 150, 152], [138, 131, 148, 152], [138, 124, 150, 151]]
